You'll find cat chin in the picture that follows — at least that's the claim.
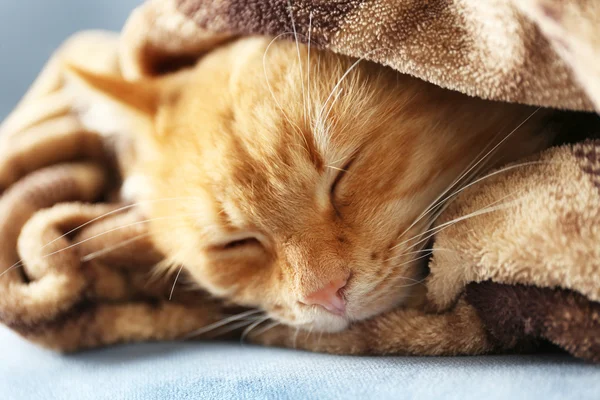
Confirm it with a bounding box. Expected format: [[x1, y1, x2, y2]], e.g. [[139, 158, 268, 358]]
[[280, 291, 410, 333], [294, 313, 350, 333]]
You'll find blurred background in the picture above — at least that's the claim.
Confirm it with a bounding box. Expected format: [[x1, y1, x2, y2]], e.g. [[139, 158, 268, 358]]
[[0, 0, 143, 120]]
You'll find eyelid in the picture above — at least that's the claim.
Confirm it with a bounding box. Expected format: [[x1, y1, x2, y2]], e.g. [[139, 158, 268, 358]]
[[209, 231, 268, 251], [329, 155, 357, 216], [330, 156, 356, 197]]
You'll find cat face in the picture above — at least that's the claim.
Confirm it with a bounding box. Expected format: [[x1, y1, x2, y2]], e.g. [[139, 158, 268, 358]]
[[70, 37, 550, 332]]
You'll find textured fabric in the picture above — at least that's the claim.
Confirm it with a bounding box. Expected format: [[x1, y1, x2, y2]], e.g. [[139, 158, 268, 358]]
[[148, 0, 598, 111], [1, 326, 600, 400], [1, 0, 600, 362]]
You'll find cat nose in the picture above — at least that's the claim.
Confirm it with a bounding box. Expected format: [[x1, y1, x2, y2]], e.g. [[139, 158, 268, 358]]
[[300, 279, 347, 315]]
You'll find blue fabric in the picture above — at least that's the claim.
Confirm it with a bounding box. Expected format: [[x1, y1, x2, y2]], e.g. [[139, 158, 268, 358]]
[[1, 326, 599, 400]]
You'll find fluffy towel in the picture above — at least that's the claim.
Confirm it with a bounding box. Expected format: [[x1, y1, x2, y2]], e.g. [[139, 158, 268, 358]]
[[1, 0, 600, 361]]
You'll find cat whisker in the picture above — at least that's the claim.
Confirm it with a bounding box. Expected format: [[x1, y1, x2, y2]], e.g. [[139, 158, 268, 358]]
[[327, 153, 355, 168], [0, 262, 22, 279], [0, 196, 203, 278], [148, 244, 188, 283], [39, 214, 201, 261], [317, 329, 325, 347], [262, 32, 313, 156], [388, 193, 518, 267], [33, 196, 204, 260], [384, 247, 455, 263], [240, 316, 271, 344], [391, 277, 428, 289], [316, 47, 389, 132], [395, 194, 523, 257], [411, 160, 560, 236], [206, 320, 258, 339], [440, 108, 539, 203], [80, 231, 153, 262], [392, 132, 545, 254], [397, 108, 541, 244], [321, 87, 344, 132], [263, 32, 306, 136], [401, 146, 499, 238], [316, 62, 359, 127], [184, 309, 264, 339], [394, 275, 426, 283], [292, 327, 300, 349], [388, 252, 432, 269], [307, 11, 313, 124], [448, 160, 559, 203], [286, 0, 308, 125], [253, 321, 281, 338], [325, 165, 350, 172], [304, 326, 314, 345], [235, 316, 274, 321], [168, 265, 184, 300], [1, 213, 201, 279], [373, 274, 425, 288]]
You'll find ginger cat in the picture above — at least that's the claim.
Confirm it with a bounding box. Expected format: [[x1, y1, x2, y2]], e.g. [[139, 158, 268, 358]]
[[68, 36, 553, 347]]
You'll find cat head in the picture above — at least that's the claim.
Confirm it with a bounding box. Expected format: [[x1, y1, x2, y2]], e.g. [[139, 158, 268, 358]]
[[68, 36, 548, 332]]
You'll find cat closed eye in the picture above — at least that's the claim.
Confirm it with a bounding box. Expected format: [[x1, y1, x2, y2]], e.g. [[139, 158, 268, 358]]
[[330, 157, 357, 215], [221, 237, 261, 250], [208, 234, 266, 253], [330, 156, 357, 197]]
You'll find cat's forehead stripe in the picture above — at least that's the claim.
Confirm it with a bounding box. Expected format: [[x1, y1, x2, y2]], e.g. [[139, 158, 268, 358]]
[[292, 126, 325, 172]]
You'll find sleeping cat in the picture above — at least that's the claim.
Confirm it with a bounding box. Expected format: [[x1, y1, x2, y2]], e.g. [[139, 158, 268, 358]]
[[68, 36, 553, 339]]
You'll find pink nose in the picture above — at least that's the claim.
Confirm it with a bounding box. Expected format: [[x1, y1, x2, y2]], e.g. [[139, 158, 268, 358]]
[[301, 279, 347, 315]]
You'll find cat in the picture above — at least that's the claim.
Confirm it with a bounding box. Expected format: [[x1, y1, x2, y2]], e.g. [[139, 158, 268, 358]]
[[67, 36, 553, 342]]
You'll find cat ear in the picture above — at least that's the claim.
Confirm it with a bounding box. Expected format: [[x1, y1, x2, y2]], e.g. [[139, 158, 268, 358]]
[[65, 64, 160, 139]]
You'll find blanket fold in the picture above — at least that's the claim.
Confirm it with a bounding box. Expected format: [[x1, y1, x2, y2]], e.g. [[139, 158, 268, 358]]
[[1, 0, 600, 361]]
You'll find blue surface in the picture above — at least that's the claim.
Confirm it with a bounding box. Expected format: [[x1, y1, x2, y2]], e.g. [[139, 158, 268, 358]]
[[1, 1, 600, 399], [1, 326, 600, 400]]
